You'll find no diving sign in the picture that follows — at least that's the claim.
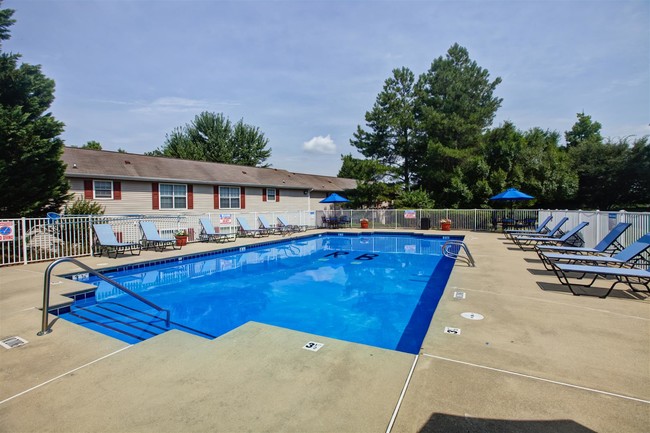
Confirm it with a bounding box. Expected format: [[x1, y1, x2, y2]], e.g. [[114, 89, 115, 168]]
[[0, 221, 14, 242]]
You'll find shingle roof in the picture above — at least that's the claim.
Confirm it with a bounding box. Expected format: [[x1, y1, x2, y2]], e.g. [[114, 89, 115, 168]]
[[62, 147, 357, 192]]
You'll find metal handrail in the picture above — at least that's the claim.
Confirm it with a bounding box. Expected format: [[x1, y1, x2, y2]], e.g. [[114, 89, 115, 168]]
[[442, 240, 476, 267], [38, 257, 170, 336]]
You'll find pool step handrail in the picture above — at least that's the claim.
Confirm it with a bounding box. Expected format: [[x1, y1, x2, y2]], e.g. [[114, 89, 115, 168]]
[[442, 240, 476, 267], [38, 257, 170, 336]]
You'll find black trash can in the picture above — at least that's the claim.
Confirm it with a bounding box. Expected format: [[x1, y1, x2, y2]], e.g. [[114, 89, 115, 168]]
[[420, 217, 431, 230]]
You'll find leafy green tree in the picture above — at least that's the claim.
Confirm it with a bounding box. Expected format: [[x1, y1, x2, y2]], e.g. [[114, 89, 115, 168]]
[[338, 154, 394, 208], [415, 43, 503, 207], [154, 111, 271, 167], [619, 137, 650, 209], [564, 112, 602, 148], [0, 3, 70, 217], [350, 67, 421, 189], [393, 188, 435, 209], [81, 140, 102, 150]]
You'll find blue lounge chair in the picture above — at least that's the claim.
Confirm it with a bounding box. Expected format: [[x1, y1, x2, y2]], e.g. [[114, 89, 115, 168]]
[[535, 222, 631, 262], [258, 215, 284, 235], [93, 224, 141, 258], [236, 217, 269, 237], [139, 221, 179, 251], [513, 221, 588, 250], [504, 215, 553, 240], [549, 263, 650, 298], [539, 233, 650, 270], [199, 217, 236, 243], [277, 216, 306, 233]]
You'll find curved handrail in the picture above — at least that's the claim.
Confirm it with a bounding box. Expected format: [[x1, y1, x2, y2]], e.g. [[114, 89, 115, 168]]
[[442, 240, 476, 267], [38, 257, 170, 336]]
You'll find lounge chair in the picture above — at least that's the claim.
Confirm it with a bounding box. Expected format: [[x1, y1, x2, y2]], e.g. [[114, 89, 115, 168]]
[[199, 217, 236, 243], [277, 216, 306, 233], [236, 217, 269, 237], [549, 262, 650, 298], [257, 215, 284, 235], [504, 215, 553, 240], [538, 233, 650, 271], [513, 221, 588, 250], [139, 221, 179, 251], [535, 222, 631, 262], [93, 224, 141, 258]]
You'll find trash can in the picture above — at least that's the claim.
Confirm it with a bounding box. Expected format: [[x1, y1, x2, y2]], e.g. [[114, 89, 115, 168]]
[[420, 218, 431, 230]]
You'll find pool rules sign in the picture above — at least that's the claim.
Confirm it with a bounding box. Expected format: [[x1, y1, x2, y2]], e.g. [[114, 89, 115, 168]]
[[0, 221, 14, 241]]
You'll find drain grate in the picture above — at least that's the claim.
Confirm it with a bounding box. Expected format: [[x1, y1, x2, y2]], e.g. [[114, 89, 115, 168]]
[[1, 336, 28, 349]]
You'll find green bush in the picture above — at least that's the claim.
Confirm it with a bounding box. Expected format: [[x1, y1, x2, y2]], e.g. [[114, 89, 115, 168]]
[[63, 198, 105, 215]]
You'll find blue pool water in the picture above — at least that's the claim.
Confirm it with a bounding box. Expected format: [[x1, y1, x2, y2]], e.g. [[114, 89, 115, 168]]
[[60, 233, 458, 354]]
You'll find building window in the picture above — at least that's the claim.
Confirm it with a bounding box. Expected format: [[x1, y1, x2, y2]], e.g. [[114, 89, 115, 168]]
[[219, 186, 240, 209], [160, 183, 187, 209], [266, 188, 276, 202], [93, 180, 113, 199]]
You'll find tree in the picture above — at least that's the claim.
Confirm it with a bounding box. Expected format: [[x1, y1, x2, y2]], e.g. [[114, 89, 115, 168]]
[[81, 140, 102, 150], [0, 2, 70, 217], [564, 112, 602, 148], [338, 154, 394, 208], [350, 67, 421, 189], [154, 111, 271, 167], [415, 43, 503, 207]]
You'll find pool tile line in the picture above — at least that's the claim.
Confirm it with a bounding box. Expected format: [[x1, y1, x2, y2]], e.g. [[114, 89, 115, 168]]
[[421, 353, 650, 404]]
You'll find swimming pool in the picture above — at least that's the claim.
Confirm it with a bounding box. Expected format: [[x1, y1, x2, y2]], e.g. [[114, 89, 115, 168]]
[[59, 233, 459, 354]]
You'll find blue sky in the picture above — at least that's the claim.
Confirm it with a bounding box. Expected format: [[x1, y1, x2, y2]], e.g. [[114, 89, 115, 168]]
[[5, 0, 649, 176]]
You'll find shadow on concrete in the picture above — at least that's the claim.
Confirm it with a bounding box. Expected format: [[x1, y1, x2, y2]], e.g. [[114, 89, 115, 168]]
[[537, 281, 649, 300], [418, 413, 596, 433]]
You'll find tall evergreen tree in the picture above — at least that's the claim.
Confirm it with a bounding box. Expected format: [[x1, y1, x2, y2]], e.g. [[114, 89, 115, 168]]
[[415, 43, 503, 207], [0, 2, 70, 217], [350, 67, 420, 189]]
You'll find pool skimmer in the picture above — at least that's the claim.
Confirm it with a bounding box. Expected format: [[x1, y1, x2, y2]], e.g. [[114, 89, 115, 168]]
[[1, 336, 28, 349]]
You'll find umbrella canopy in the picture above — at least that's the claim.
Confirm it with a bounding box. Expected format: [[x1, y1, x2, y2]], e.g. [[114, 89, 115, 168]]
[[319, 193, 350, 204], [490, 188, 534, 201]]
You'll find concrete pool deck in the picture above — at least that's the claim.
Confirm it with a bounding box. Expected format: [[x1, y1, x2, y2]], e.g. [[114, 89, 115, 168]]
[[0, 230, 648, 432]]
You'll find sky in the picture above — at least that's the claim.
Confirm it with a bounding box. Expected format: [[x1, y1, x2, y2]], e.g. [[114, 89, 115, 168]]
[[4, 0, 649, 177]]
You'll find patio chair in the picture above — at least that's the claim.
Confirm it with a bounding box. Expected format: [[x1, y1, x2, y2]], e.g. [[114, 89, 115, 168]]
[[277, 216, 306, 233], [338, 215, 351, 228], [139, 221, 179, 252], [549, 262, 650, 298], [513, 221, 588, 250], [236, 217, 269, 237], [199, 217, 236, 243], [93, 224, 141, 258], [258, 215, 285, 235], [535, 222, 631, 263], [504, 215, 553, 240], [510, 217, 568, 246], [538, 233, 650, 271]]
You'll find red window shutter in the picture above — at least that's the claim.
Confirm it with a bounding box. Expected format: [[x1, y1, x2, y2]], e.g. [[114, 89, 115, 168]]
[[213, 186, 220, 209], [187, 185, 194, 209], [84, 180, 93, 199], [240, 188, 246, 209], [113, 181, 122, 200], [276, 189, 280, 202], [262, 188, 267, 202], [152, 182, 159, 210]]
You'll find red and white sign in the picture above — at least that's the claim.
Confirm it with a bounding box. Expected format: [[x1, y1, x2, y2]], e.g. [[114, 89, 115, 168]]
[[0, 221, 14, 241]]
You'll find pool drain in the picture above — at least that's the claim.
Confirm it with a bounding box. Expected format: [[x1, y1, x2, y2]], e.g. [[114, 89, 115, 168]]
[[1, 336, 28, 349]]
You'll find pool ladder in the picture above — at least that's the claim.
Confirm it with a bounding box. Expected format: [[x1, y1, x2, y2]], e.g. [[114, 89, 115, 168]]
[[442, 240, 476, 267], [38, 257, 170, 336]]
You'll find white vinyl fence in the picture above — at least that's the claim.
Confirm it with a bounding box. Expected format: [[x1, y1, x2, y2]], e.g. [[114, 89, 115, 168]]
[[1, 209, 648, 266]]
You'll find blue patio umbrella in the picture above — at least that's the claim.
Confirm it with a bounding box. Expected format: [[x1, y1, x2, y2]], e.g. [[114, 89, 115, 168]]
[[490, 188, 534, 217], [319, 193, 350, 204], [490, 188, 534, 201]]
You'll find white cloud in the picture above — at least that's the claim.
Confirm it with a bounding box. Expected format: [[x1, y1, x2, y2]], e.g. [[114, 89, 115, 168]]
[[130, 97, 210, 114], [302, 135, 337, 154]]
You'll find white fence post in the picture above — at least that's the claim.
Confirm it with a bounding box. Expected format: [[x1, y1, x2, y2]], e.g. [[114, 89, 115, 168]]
[[21, 217, 28, 265]]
